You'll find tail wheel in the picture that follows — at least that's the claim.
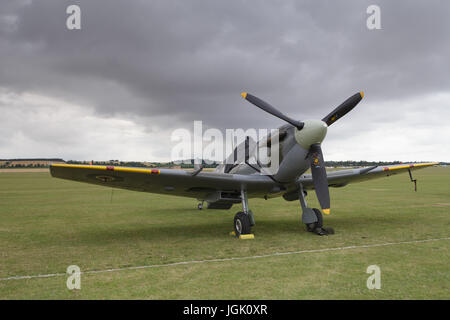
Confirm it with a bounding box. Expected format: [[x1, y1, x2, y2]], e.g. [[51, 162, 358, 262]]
[[234, 212, 251, 236]]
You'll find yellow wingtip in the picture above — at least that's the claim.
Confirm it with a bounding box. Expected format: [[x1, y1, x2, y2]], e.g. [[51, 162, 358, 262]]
[[323, 208, 330, 215], [241, 92, 247, 99], [360, 91, 364, 99]]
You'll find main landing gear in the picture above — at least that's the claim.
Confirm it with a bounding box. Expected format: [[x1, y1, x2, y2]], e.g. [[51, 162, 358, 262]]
[[299, 185, 334, 236], [233, 190, 255, 238]]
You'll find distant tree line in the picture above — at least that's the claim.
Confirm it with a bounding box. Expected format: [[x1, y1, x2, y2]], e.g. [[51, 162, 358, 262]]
[[0, 158, 65, 168], [324, 160, 444, 167], [66, 160, 148, 167], [66, 159, 220, 168], [0, 163, 51, 168], [324, 160, 402, 167]]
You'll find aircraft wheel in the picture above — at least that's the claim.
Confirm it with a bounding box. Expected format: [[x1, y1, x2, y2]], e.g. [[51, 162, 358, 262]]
[[306, 208, 324, 234], [234, 212, 251, 236], [197, 202, 203, 210], [306, 208, 323, 231], [306, 209, 334, 235]]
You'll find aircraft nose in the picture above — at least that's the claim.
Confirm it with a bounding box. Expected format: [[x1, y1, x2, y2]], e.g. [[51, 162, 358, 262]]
[[294, 119, 328, 149]]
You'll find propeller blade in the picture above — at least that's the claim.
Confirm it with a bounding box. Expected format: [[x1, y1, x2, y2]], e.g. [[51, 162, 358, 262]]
[[309, 144, 330, 214], [322, 92, 364, 126], [241, 92, 304, 129]]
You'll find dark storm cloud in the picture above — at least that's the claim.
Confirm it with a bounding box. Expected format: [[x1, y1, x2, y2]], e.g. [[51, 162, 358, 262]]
[[0, 0, 449, 160]]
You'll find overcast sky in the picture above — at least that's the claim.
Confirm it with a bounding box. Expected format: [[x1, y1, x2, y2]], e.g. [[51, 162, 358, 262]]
[[0, 0, 449, 162]]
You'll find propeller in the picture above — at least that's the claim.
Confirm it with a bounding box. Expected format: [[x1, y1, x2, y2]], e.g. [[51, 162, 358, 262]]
[[241, 93, 304, 129], [309, 144, 330, 214], [240, 91, 364, 215], [322, 92, 364, 126]]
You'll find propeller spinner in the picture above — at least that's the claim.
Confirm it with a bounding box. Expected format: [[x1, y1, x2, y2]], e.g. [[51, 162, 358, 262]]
[[240, 91, 364, 215]]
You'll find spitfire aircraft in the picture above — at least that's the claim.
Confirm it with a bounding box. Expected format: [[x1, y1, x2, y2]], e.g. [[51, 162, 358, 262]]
[[50, 91, 438, 238]]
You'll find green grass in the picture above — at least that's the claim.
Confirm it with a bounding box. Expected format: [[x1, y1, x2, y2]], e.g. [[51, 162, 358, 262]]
[[0, 167, 449, 299]]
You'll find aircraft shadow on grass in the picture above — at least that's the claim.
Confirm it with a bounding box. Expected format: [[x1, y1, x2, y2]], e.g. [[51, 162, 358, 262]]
[[73, 213, 418, 244]]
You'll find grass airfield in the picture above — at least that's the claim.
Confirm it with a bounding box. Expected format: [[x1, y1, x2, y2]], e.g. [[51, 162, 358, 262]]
[[0, 167, 448, 299]]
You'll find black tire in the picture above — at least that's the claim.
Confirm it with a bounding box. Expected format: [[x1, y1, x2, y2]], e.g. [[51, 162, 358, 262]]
[[312, 208, 323, 228], [197, 202, 203, 210], [234, 212, 251, 236], [306, 208, 323, 232]]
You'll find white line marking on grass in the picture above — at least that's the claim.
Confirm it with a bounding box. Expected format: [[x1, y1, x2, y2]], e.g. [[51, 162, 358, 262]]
[[1, 237, 449, 282]]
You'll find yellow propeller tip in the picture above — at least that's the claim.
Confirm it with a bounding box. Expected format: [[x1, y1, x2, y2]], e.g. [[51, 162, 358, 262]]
[[360, 91, 364, 99], [241, 92, 247, 99], [323, 209, 330, 215]]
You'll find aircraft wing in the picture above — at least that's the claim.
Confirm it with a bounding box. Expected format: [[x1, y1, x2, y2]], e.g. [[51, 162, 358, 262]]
[[50, 162, 438, 203], [50, 164, 278, 200], [298, 162, 439, 189]]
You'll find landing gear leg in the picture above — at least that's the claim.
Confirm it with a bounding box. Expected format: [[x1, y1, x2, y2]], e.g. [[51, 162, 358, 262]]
[[298, 184, 334, 236], [197, 201, 204, 210], [233, 190, 254, 238]]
